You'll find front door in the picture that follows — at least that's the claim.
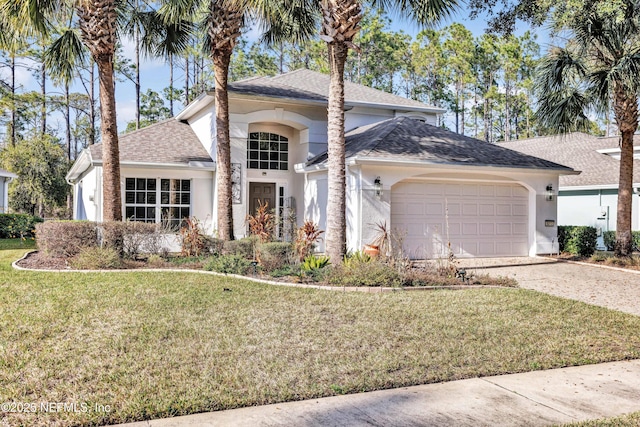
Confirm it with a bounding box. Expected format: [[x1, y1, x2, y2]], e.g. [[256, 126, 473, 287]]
[[249, 182, 276, 216]]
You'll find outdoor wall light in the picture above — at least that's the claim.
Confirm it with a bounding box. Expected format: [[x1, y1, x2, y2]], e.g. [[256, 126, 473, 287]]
[[546, 184, 554, 201], [374, 176, 383, 199]]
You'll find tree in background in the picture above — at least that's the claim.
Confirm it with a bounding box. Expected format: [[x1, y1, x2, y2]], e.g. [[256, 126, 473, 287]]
[[0, 133, 68, 216], [535, 0, 640, 256], [125, 89, 171, 131]]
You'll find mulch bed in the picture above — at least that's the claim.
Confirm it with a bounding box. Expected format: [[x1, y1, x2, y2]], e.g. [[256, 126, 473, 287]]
[[16, 251, 70, 270]]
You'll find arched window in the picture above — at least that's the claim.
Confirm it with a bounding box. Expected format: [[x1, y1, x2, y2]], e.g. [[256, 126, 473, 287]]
[[247, 132, 289, 170]]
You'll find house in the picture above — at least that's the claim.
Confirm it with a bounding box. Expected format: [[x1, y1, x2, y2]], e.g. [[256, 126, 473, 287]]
[[499, 133, 640, 249], [67, 69, 576, 258], [0, 168, 17, 213]]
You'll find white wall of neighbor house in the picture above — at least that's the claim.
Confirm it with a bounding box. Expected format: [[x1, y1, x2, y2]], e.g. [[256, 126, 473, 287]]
[[1, 177, 7, 213], [557, 188, 640, 249]]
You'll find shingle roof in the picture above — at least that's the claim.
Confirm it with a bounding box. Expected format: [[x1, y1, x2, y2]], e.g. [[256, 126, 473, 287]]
[[227, 69, 442, 112], [89, 119, 212, 164], [499, 133, 640, 187], [307, 117, 574, 172]]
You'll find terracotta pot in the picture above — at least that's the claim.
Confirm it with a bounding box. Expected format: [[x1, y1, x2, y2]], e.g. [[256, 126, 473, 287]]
[[363, 244, 380, 257]]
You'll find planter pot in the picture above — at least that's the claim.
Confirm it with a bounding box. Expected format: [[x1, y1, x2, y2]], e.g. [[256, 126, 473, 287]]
[[363, 244, 380, 257]]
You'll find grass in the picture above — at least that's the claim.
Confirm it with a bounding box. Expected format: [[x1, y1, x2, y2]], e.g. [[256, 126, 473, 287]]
[[559, 411, 640, 426], [2, 242, 640, 426], [0, 238, 36, 251]]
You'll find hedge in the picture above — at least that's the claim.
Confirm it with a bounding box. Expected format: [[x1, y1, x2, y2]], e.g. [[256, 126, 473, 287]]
[[0, 214, 43, 239], [557, 225, 597, 257], [602, 230, 640, 252], [36, 221, 98, 258]]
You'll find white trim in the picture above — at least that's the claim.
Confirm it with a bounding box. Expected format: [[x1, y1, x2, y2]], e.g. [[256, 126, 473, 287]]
[[560, 183, 640, 191]]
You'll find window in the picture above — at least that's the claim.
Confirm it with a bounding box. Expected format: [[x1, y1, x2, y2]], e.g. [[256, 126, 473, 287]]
[[125, 178, 191, 229], [247, 132, 288, 170]]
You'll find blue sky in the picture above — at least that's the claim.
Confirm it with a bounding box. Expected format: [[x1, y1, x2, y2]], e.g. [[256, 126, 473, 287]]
[[1, 6, 554, 138]]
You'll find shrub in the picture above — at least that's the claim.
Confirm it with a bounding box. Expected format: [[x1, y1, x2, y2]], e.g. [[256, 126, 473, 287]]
[[257, 241, 294, 272], [557, 225, 597, 257], [302, 254, 330, 271], [70, 247, 122, 269], [100, 221, 164, 258], [36, 221, 97, 258], [180, 217, 207, 257], [205, 255, 252, 275], [246, 200, 275, 242], [223, 237, 256, 259], [203, 236, 224, 256], [294, 220, 324, 261], [600, 230, 640, 252], [269, 264, 301, 278], [602, 231, 616, 251], [0, 213, 43, 239], [326, 260, 403, 287]]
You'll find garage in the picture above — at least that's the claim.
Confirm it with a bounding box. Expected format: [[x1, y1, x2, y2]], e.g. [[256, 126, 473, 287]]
[[391, 180, 529, 259]]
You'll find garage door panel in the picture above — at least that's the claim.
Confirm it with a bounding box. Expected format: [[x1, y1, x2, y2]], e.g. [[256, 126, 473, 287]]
[[513, 204, 527, 216], [426, 203, 444, 215], [462, 222, 477, 235], [392, 180, 529, 258], [479, 204, 495, 216], [496, 204, 512, 215], [462, 204, 478, 216]]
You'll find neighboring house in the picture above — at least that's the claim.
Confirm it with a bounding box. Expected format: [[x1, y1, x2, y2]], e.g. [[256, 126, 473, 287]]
[[67, 69, 576, 258], [0, 168, 17, 213], [500, 133, 640, 249]]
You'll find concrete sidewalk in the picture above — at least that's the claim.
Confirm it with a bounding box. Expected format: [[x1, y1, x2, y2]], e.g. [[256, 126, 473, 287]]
[[116, 359, 640, 427]]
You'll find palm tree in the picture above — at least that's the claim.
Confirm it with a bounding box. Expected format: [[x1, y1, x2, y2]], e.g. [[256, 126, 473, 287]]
[[162, 0, 316, 241], [535, 0, 640, 256], [318, 0, 458, 263], [1, 0, 123, 220]]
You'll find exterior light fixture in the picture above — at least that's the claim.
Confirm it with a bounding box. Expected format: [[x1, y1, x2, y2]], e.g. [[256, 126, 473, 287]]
[[374, 176, 383, 199], [546, 184, 554, 201]]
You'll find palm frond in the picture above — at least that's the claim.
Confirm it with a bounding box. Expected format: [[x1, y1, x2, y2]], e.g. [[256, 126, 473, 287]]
[[371, 0, 459, 27], [44, 27, 86, 84], [253, 0, 319, 45]]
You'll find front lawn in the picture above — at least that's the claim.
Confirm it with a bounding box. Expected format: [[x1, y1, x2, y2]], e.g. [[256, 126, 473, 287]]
[[2, 246, 640, 426]]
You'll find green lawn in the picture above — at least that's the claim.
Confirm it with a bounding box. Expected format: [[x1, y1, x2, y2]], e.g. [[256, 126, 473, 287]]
[[2, 243, 640, 426], [559, 411, 640, 426]]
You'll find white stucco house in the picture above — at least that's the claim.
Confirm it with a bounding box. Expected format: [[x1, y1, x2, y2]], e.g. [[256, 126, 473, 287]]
[[67, 69, 576, 258], [0, 168, 17, 213], [500, 133, 640, 249]]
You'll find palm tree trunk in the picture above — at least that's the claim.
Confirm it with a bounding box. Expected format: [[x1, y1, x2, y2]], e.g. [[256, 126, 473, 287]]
[[96, 57, 122, 221], [213, 52, 234, 241], [89, 60, 96, 145], [325, 41, 348, 263], [135, 9, 140, 131], [41, 57, 46, 136], [169, 54, 174, 116], [10, 51, 16, 146], [614, 88, 637, 256]]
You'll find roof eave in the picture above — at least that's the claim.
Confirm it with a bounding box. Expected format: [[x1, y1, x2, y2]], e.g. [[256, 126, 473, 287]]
[[347, 100, 445, 114], [347, 157, 579, 174], [175, 92, 215, 121], [99, 160, 216, 171], [66, 149, 93, 184]]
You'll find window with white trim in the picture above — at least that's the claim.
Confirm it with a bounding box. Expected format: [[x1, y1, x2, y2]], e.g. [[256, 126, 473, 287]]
[[125, 178, 191, 229], [247, 132, 288, 170]]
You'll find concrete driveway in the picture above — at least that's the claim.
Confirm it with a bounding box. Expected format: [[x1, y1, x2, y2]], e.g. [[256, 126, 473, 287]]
[[456, 257, 640, 316]]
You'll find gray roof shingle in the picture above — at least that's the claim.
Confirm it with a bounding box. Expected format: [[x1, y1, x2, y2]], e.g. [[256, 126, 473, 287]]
[[229, 69, 442, 112], [89, 119, 212, 164], [307, 117, 574, 172], [499, 133, 640, 187]]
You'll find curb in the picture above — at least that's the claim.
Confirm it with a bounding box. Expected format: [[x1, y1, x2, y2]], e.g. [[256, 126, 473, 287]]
[[11, 251, 504, 293], [540, 256, 640, 275]]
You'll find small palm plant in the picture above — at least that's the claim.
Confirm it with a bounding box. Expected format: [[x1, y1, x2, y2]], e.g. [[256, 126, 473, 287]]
[[246, 200, 275, 243]]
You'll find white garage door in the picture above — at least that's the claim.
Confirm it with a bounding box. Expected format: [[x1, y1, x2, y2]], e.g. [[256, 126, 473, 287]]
[[391, 180, 529, 259]]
